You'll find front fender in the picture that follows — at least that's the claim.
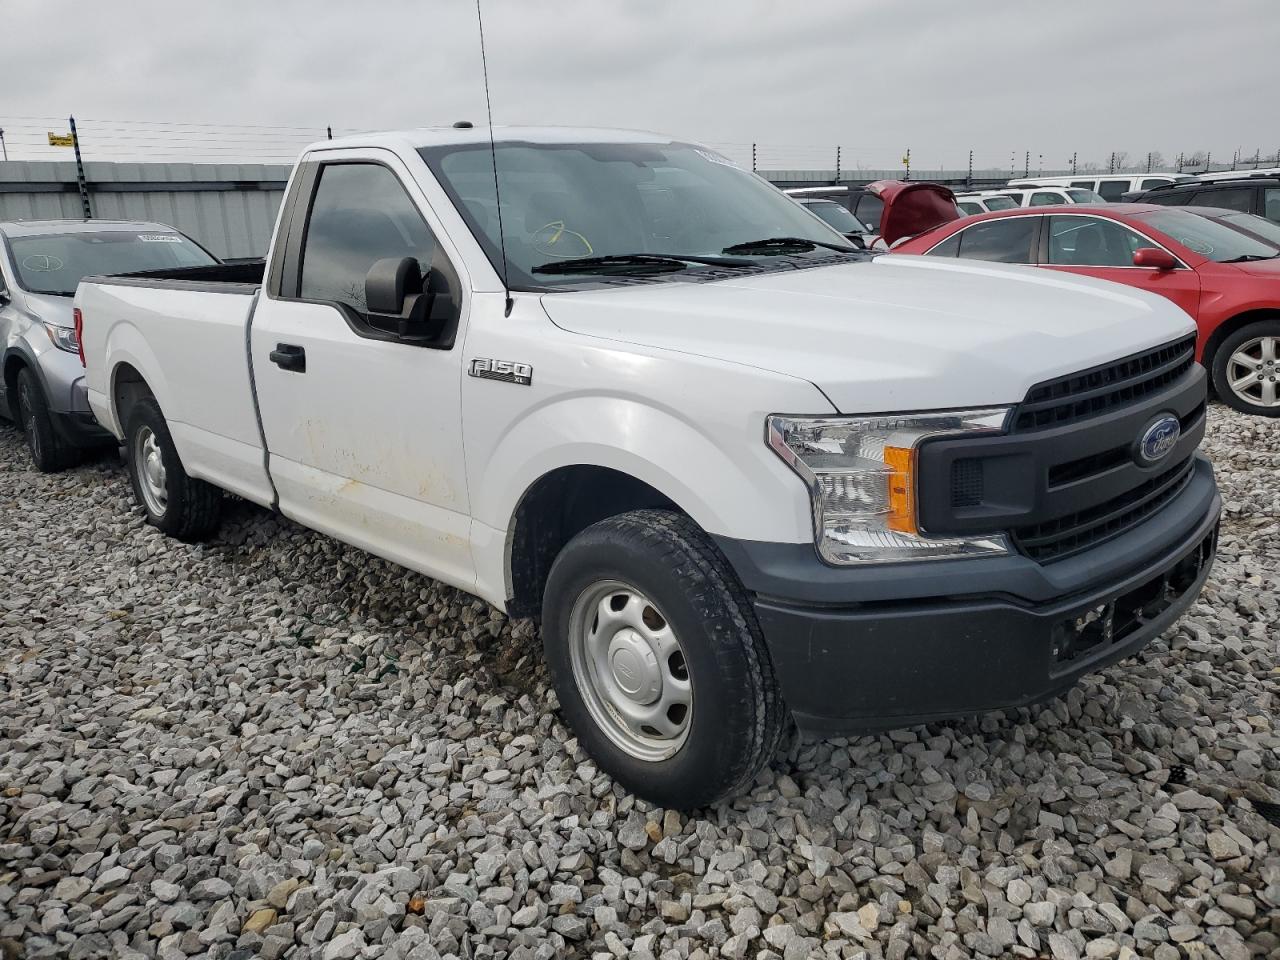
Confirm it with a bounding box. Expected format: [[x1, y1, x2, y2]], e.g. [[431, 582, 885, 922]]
[[475, 392, 818, 547]]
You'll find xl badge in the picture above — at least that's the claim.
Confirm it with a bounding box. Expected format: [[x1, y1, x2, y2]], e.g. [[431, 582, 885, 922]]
[[469, 358, 533, 386], [1136, 413, 1180, 466]]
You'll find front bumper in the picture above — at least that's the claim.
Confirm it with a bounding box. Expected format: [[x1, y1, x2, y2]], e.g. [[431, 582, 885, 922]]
[[716, 456, 1220, 734]]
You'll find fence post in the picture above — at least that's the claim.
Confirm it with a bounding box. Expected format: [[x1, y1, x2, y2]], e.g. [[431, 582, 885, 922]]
[[1204, 151, 1211, 173], [1146, 152, 1152, 173], [966, 150, 973, 189], [0, 128, 7, 162], [835, 145, 840, 183], [1108, 151, 1115, 174], [326, 126, 333, 140], [751, 143, 756, 173], [1023, 151, 1029, 177], [903, 148, 910, 182], [69, 116, 91, 220]]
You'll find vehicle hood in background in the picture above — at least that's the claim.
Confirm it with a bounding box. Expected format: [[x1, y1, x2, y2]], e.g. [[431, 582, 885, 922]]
[[16, 291, 75, 327], [540, 256, 1196, 414], [869, 180, 961, 246], [1229, 257, 1280, 279]]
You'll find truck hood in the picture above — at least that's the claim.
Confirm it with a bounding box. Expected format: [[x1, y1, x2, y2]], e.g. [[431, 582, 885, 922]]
[[17, 291, 75, 327], [540, 255, 1196, 414]]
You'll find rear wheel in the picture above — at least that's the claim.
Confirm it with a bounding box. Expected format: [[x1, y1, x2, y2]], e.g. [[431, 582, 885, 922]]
[[542, 509, 786, 808], [124, 397, 223, 541], [1211, 320, 1280, 416], [16, 367, 78, 472]]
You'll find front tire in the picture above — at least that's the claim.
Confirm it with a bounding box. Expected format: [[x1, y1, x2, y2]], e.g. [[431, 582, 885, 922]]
[[16, 368, 78, 472], [542, 510, 786, 808], [1211, 320, 1280, 416], [124, 397, 223, 541]]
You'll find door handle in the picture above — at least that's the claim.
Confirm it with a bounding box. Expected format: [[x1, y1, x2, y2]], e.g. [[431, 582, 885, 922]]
[[269, 343, 306, 373]]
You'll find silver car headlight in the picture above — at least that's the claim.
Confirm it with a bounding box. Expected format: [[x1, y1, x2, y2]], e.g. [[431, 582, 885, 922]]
[[42, 322, 80, 354], [767, 409, 1012, 564]]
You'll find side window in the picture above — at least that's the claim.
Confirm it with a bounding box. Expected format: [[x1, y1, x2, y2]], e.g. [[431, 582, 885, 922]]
[[1030, 191, 1062, 206], [1147, 190, 1190, 206], [1191, 188, 1254, 214], [297, 163, 437, 312], [956, 201, 981, 216], [1096, 180, 1130, 201], [925, 232, 962, 257], [1070, 180, 1097, 190], [1266, 188, 1280, 225], [1046, 216, 1154, 267], [854, 195, 884, 231], [954, 217, 1037, 263], [1140, 178, 1172, 190]]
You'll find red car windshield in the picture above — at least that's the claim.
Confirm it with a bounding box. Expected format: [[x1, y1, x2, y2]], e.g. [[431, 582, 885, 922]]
[[1136, 210, 1280, 263]]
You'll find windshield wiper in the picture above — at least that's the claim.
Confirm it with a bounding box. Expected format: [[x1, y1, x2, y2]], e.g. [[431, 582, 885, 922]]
[[1220, 254, 1279, 263], [533, 253, 755, 275], [722, 236, 859, 255]]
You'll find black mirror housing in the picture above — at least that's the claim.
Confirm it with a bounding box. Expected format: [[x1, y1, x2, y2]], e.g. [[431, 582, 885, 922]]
[[365, 257, 421, 316], [363, 256, 460, 348]]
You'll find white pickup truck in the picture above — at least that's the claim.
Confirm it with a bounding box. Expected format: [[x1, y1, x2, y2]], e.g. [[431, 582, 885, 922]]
[[78, 127, 1221, 807]]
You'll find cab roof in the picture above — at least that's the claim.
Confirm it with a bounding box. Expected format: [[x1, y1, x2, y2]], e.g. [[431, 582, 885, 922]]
[[310, 125, 679, 154]]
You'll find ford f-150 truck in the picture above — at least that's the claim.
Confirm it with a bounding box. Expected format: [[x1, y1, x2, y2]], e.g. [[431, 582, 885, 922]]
[[77, 127, 1221, 808]]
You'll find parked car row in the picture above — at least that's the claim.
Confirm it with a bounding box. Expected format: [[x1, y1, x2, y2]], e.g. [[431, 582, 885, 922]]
[[5, 127, 1226, 808]]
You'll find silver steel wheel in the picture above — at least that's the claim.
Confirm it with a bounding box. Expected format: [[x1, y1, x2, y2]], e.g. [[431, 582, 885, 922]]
[[133, 426, 168, 516], [1226, 335, 1280, 409], [17, 379, 40, 463], [567, 580, 693, 762]]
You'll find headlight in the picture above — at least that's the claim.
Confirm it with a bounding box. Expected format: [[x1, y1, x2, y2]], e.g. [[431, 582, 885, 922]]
[[767, 409, 1012, 564], [42, 322, 80, 354]]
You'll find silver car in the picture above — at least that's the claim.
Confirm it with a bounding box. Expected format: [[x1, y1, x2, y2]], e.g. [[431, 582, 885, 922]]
[[0, 219, 217, 470]]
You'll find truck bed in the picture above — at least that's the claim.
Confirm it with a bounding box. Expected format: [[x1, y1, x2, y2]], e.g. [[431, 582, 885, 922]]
[[85, 258, 265, 293]]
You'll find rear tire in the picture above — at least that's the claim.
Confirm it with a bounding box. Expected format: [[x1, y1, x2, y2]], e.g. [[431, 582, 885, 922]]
[[542, 509, 786, 809], [124, 397, 222, 541], [16, 367, 78, 472], [1210, 320, 1280, 416]]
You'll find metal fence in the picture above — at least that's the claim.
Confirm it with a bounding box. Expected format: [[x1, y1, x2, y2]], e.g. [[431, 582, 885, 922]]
[[0, 160, 289, 259]]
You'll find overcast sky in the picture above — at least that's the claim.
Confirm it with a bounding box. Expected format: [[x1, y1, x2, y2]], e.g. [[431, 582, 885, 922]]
[[3, 0, 1276, 171]]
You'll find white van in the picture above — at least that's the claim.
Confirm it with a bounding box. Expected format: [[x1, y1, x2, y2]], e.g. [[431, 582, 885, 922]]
[[953, 190, 1020, 215], [1007, 174, 1194, 202]]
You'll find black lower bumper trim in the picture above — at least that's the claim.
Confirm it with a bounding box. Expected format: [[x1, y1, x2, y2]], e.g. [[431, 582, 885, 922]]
[[751, 499, 1219, 735], [51, 410, 113, 446]]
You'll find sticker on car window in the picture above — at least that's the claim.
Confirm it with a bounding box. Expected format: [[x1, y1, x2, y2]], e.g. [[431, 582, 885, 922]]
[[22, 254, 64, 271], [137, 234, 183, 243]]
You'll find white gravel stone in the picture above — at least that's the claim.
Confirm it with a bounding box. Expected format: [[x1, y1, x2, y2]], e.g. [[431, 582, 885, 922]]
[[0, 403, 1276, 960]]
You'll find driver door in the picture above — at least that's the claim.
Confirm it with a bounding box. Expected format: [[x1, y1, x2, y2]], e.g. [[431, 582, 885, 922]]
[[250, 151, 475, 590]]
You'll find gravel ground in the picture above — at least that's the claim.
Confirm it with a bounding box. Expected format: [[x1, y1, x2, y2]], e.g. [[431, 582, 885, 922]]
[[1, 404, 1277, 960]]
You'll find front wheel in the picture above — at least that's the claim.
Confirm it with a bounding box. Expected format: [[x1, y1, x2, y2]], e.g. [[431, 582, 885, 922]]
[[124, 397, 223, 541], [542, 510, 786, 809], [16, 368, 78, 472], [1211, 320, 1280, 416]]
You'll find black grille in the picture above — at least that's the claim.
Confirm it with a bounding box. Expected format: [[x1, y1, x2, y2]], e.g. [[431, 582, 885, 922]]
[[1014, 335, 1197, 432], [1015, 456, 1196, 562], [950, 459, 984, 507]]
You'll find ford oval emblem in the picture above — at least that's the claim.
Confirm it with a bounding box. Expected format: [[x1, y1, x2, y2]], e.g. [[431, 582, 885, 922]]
[[1136, 414, 1180, 466]]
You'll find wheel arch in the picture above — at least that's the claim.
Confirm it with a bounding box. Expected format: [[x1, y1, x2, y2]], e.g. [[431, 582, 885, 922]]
[[505, 464, 684, 618], [1202, 308, 1280, 373]]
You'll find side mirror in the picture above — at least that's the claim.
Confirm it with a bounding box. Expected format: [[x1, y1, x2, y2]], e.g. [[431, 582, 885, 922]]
[[364, 256, 459, 344], [1133, 247, 1177, 270]]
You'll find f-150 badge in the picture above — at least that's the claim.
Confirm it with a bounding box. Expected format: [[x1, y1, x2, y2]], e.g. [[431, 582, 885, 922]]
[[469, 358, 533, 386]]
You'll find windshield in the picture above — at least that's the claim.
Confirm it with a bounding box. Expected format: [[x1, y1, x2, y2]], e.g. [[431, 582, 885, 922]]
[[802, 200, 864, 234], [7, 230, 216, 296], [420, 140, 852, 288], [1136, 209, 1280, 262], [983, 196, 1019, 211], [1067, 189, 1106, 204], [1210, 211, 1280, 248]]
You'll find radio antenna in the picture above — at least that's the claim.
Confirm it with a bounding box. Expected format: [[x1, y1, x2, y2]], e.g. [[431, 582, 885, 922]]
[[475, 0, 512, 316]]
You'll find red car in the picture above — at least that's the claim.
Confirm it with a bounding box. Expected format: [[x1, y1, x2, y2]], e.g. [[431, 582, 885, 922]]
[[888, 194, 1280, 416]]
